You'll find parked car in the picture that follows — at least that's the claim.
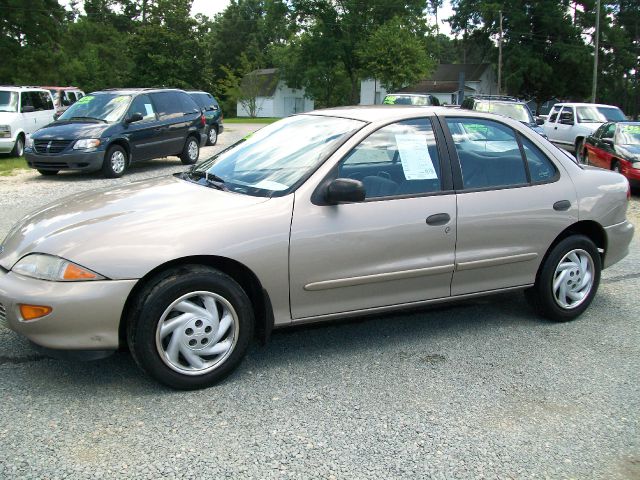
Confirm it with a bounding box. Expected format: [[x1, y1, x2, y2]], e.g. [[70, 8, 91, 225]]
[[24, 88, 207, 178], [583, 122, 640, 187], [543, 102, 626, 160], [460, 95, 547, 138], [187, 90, 223, 146], [383, 93, 440, 106], [0, 86, 55, 157], [0, 107, 633, 389], [43, 86, 85, 115]]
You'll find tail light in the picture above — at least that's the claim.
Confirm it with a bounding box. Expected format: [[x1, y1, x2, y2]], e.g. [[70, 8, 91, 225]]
[[200, 114, 206, 127]]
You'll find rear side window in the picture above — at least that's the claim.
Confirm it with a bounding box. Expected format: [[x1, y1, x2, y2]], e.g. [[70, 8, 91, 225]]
[[38, 91, 54, 110], [519, 135, 557, 183], [446, 118, 527, 189], [178, 92, 199, 114], [151, 92, 186, 119]]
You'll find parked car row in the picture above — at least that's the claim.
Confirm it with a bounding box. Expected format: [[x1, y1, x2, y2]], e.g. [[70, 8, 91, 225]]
[[0, 85, 224, 178]]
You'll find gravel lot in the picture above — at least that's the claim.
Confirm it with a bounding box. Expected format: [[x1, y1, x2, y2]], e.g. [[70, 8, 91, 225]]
[[0, 131, 638, 479]]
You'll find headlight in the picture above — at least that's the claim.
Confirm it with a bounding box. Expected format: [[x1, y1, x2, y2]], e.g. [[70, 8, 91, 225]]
[[633, 162, 640, 170], [0, 125, 10, 138], [12, 254, 105, 281], [73, 138, 101, 150]]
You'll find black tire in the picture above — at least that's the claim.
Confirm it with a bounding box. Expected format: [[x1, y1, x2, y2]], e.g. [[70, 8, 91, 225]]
[[127, 265, 254, 390], [611, 160, 620, 174], [102, 145, 128, 178], [37, 169, 59, 176], [10, 134, 24, 157], [575, 139, 586, 164], [180, 136, 200, 165], [525, 235, 601, 322], [206, 126, 218, 146]]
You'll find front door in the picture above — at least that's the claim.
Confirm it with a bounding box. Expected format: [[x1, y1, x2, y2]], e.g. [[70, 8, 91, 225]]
[[443, 117, 578, 295], [125, 94, 162, 161], [289, 117, 457, 320]]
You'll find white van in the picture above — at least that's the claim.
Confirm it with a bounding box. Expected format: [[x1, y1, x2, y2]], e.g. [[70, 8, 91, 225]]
[[0, 86, 56, 157]]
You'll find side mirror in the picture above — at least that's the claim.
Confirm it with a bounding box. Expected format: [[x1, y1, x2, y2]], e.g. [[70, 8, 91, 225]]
[[326, 178, 365, 204], [53, 112, 61, 121], [126, 112, 144, 124], [22, 105, 35, 113], [535, 117, 545, 126], [602, 138, 614, 146]]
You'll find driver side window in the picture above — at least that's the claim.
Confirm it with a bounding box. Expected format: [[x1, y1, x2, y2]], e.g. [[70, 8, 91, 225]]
[[128, 94, 157, 122], [338, 118, 442, 199]]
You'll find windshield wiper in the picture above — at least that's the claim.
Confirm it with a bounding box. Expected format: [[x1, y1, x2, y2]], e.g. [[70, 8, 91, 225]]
[[67, 116, 107, 123], [184, 170, 228, 191]]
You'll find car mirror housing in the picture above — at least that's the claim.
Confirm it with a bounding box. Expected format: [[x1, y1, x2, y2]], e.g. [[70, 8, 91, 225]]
[[602, 138, 614, 146], [326, 178, 366, 204], [126, 112, 144, 124], [535, 117, 545, 126]]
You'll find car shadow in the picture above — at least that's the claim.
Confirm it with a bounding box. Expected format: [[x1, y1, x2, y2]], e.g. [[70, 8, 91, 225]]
[[8, 290, 553, 395]]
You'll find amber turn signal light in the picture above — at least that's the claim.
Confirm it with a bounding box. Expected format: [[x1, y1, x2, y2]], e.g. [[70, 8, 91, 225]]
[[63, 263, 97, 280], [19, 304, 53, 321]]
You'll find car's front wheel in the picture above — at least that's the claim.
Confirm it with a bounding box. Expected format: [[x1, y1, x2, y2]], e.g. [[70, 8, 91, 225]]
[[127, 266, 254, 389], [180, 136, 200, 165], [10, 134, 24, 157], [102, 145, 128, 178], [575, 139, 587, 163], [525, 235, 601, 321]]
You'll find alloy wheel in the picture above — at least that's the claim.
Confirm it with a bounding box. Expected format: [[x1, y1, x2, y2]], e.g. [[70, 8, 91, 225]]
[[111, 150, 126, 174]]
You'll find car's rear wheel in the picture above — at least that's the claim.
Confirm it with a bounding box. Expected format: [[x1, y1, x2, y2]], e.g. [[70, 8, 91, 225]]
[[207, 126, 218, 146], [575, 139, 586, 163], [37, 169, 59, 176], [10, 134, 24, 157], [127, 265, 254, 390], [525, 235, 601, 321], [180, 136, 200, 165], [102, 145, 128, 178]]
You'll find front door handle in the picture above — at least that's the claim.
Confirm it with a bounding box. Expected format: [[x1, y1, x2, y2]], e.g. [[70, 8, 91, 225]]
[[426, 213, 451, 226], [553, 200, 571, 211]]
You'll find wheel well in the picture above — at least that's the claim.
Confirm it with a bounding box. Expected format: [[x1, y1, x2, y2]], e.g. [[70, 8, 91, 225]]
[[118, 255, 274, 348], [542, 221, 607, 272], [574, 136, 584, 149]]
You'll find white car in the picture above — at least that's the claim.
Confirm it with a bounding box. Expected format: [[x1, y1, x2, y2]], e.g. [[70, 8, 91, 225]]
[[0, 87, 56, 157], [543, 102, 626, 162]]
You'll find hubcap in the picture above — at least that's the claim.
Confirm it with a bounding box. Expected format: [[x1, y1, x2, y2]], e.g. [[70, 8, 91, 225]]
[[188, 140, 198, 160], [16, 138, 24, 156], [552, 249, 594, 309], [155, 291, 238, 375], [209, 128, 217, 144], [111, 151, 126, 174]]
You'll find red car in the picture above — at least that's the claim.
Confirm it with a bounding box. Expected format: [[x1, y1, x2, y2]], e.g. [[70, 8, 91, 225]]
[[584, 122, 640, 187]]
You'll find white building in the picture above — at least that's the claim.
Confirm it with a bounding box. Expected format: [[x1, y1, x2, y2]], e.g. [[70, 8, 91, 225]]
[[236, 68, 314, 118], [360, 64, 498, 106]]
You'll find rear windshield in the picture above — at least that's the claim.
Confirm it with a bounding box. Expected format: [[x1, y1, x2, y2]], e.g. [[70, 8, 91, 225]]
[[58, 94, 131, 122], [0, 91, 19, 113], [474, 101, 533, 123], [577, 106, 626, 123]]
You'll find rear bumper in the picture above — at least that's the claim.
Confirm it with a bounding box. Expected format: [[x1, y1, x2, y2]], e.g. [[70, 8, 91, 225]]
[[0, 268, 137, 351], [603, 220, 635, 268], [25, 149, 105, 172]]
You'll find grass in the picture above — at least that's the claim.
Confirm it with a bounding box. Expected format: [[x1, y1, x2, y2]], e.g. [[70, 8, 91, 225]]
[[225, 117, 280, 124], [0, 156, 28, 176]]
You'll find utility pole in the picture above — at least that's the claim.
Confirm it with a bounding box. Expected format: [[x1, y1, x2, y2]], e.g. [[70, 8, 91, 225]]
[[591, 0, 600, 103], [498, 10, 503, 96]]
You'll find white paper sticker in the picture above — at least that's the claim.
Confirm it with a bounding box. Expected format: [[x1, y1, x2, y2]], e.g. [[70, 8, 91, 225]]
[[395, 134, 438, 180], [253, 179, 289, 191], [144, 104, 154, 116]]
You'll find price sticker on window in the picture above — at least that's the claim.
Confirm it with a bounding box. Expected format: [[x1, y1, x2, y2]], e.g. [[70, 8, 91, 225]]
[[395, 134, 438, 180]]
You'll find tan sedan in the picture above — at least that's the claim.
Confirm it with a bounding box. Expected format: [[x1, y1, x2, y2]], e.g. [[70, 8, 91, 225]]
[[0, 107, 634, 389]]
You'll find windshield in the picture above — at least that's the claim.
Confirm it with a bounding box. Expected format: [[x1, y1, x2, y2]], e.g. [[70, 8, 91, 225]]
[[617, 124, 640, 145], [57, 93, 131, 122], [475, 101, 533, 123], [577, 106, 625, 123], [0, 91, 19, 112], [383, 95, 430, 106], [191, 115, 364, 197]]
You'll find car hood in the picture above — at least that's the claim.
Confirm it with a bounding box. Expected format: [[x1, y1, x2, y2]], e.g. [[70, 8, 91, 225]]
[[0, 111, 19, 125], [0, 176, 271, 278], [32, 121, 112, 139], [617, 144, 640, 159]]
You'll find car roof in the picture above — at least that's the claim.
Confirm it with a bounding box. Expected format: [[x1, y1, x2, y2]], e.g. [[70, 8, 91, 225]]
[[554, 102, 621, 108], [306, 105, 502, 123], [41, 86, 82, 91], [0, 86, 52, 92], [89, 88, 187, 95]]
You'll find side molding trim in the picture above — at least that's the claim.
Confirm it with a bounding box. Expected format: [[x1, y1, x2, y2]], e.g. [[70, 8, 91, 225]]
[[456, 252, 538, 271]]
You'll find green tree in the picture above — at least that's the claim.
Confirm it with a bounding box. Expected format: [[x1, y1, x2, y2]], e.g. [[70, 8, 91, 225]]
[[358, 17, 435, 92]]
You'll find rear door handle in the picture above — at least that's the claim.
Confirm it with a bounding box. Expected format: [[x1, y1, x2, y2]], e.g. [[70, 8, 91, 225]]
[[553, 200, 571, 211], [426, 213, 451, 226]]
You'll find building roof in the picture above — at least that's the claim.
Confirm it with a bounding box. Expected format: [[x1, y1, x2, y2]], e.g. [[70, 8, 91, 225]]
[[429, 64, 491, 82], [241, 68, 280, 97]]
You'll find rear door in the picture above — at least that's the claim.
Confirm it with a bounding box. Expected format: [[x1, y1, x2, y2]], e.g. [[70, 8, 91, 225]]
[[443, 117, 577, 295], [35, 91, 55, 129], [150, 91, 199, 155], [544, 105, 562, 143], [289, 117, 457, 319]]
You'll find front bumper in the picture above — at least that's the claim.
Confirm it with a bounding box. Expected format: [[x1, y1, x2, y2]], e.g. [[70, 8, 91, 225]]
[[0, 137, 17, 154], [25, 149, 105, 172], [603, 220, 635, 269], [0, 268, 137, 351], [619, 160, 640, 187]]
